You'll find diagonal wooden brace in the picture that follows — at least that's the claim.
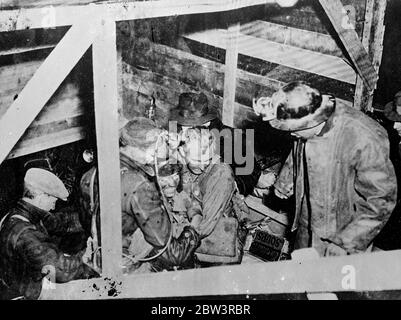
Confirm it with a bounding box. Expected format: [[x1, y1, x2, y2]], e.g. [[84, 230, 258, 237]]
[[0, 18, 98, 164], [319, 0, 378, 92]]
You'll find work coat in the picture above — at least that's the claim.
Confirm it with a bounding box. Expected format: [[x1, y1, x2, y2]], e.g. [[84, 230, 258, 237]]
[[275, 102, 397, 255], [0, 200, 95, 299]]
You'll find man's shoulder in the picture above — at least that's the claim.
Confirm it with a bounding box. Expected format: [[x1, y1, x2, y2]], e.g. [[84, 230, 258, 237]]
[[0, 212, 38, 249], [208, 161, 235, 179], [336, 104, 388, 139]]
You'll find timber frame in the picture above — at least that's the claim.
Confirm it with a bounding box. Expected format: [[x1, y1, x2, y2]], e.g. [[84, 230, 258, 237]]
[[0, 0, 396, 299]]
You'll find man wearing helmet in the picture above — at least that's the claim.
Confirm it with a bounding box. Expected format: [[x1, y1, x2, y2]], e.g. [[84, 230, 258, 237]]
[[79, 117, 201, 274], [254, 81, 397, 257]]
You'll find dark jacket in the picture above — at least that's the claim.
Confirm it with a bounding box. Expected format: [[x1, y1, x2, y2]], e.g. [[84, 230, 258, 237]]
[[0, 200, 95, 300], [275, 102, 397, 255], [79, 153, 200, 270]]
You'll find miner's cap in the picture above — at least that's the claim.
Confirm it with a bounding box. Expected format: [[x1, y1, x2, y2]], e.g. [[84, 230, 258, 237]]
[[24, 168, 69, 201]]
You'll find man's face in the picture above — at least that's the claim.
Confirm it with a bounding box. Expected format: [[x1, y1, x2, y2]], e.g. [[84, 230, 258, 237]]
[[180, 128, 215, 175], [38, 193, 58, 212], [121, 135, 170, 166]]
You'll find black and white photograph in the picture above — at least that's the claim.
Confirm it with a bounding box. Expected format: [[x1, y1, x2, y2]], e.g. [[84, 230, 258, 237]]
[[0, 0, 401, 305]]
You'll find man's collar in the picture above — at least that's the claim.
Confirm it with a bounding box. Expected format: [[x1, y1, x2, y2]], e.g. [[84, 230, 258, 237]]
[[16, 200, 49, 224]]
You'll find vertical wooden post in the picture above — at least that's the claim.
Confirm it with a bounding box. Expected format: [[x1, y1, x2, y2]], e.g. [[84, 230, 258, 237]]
[[93, 18, 123, 278], [354, 0, 387, 111], [222, 22, 240, 128]]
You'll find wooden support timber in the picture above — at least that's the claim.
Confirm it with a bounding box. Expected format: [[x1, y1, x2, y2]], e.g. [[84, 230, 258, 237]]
[[184, 29, 357, 84], [222, 23, 240, 127], [40, 249, 401, 299], [0, 0, 282, 32], [354, 0, 387, 111], [0, 19, 97, 164], [92, 18, 123, 278], [318, 0, 377, 91]]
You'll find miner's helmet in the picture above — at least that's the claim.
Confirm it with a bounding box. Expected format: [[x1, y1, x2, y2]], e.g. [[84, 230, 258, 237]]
[[24, 168, 69, 201], [268, 81, 336, 132]]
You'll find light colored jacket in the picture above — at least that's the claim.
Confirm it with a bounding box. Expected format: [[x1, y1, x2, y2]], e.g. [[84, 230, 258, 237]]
[[275, 101, 397, 254]]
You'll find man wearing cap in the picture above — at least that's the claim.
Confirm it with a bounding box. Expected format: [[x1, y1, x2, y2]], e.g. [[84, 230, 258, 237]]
[[0, 168, 97, 300], [171, 92, 261, 197], [170, 93, 251, 264], [255, 81, 397, 256], [79, 117, 201, 273]]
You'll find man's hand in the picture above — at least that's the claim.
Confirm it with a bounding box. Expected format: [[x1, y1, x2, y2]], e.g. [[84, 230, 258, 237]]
[[82, 237, 94, 265], [82, 237, 101, 273], [324, 243, 348, 257]]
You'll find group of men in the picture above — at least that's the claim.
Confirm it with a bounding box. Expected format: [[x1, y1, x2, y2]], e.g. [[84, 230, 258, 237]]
[[0, 81, 398, 299]]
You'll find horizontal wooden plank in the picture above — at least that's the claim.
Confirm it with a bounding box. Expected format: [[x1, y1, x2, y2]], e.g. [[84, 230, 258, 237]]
[[184, 29, 357, 84], [122, 62, 258, 128], [245, 195, 289, 225], [0, 61, 41, 118], [22, 115, 85, 140], [40, 249, 401, 299], [240, 20, 344, 57], [131, 43, 284, 104], [0, 0, 286, 32], [0, 0, 104, 9], [7, 126, 85, 159], [0, 44, 55, 57]]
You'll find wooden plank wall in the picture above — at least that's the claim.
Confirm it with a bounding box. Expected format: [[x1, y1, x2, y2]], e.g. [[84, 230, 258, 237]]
[[0, 27, 93, 160]]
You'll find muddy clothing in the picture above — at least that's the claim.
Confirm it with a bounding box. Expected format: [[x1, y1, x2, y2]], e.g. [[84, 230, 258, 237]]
[[79, 153, 200, 271], [275, 102, 397, 256], [0, 200, 95, 300], [182, 159, 249, 264]]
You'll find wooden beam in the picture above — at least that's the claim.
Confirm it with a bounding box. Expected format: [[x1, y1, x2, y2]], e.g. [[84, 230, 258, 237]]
[[240, 20, 344, 57], [0, 44, 55, 57], [123, 62, 258, 129], [222, 23, 240, 128], [0, 0, 104, 9], [318, 0, 377, 91], [92, 18, 123, 278], [245, 195, 288, 225], [184, 29, 357, 84], [353, 0, 375, 110], [354, 0, 387, 111], [41, 249, 401, 299], [0, 19, 96, 165], [0, 0, 283, 32], [7, 126, 85, 159]]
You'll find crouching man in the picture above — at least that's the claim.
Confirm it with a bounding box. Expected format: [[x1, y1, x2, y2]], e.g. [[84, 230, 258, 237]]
[[79, 117, 201, 274], [0, 168, 97, 300]]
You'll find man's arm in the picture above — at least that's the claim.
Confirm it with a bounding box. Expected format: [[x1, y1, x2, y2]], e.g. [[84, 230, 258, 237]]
[[16, 227, 97, 283], [40, 208, 83, 236], [129, 180, 171, 249], [332, 137, 397, 254], [198, 163, 236, 238]]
